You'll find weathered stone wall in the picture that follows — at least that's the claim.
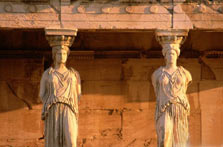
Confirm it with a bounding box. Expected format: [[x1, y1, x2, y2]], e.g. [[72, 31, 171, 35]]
[[0, 58, 44, 147], [0, 57, 223, 147]]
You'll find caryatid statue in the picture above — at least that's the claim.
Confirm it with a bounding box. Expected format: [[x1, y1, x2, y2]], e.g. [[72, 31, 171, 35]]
[[39, 28, 81, 147], [152, 30, 192, 147]]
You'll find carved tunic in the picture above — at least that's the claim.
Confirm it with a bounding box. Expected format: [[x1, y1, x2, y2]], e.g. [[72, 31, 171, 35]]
[[152, 66, 192, 147], [40, 67, 81, 147], [41, 67, 81, 119]]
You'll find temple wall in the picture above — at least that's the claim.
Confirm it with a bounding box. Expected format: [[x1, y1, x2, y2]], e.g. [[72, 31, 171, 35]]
[[0, 57, 222, 147]]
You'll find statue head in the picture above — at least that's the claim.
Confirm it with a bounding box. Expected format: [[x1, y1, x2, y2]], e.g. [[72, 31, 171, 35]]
[[52, 45, 70, 65], [162, 44, 180, 65]]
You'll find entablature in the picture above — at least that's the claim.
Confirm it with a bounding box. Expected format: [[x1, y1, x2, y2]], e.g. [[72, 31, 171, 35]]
[[0, 0, 223, 29]]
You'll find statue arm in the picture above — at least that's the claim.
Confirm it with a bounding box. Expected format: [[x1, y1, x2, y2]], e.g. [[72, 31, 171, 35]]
[[182, 68, 192, 115], [151, 70, 158, 94], [75, 71, 81, 101], [183, 68, 192, 87], [70, 68, 82, 101], [39, 71, 48, 103], [186, 70, 192, 86]]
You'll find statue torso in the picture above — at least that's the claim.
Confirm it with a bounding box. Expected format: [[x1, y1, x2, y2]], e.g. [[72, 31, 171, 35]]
[[42, 67, 79, 117], [153, 66, 191, 117]]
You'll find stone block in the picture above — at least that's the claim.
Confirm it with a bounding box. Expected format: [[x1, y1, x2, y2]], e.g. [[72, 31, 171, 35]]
[[79, 138, 122, 147], [122, 109, 157, 146], [199, 81, 223, 109], [173, 12, 193, 29], [0, 80, 41, 112], [122, 59, 164, 81], [62, 13, 171, 22], [80, 80, 156, 110], [0, 103, 43, 147], [79, 81, 125, 109], [199, 81, 223, 146], [189, 110, 201, 146], [187, 81, 201, 146], [122, 81, 155, 110], [0, 81, 25, 111], [63, 21, 172, 30], [201, 58, 223, 81], [178, 58, 201, 81], [67, 59, 122, 81], [124, 81, 150, 102], [0, 58, 43, 81], [0, 13, 59, 21], [11, 80, 41, 104], [22, 109, 42, 136], [0, 19, 61, 28], [0, 108, 42, 144], [187, 81, 200, 111], [120, 138, 156, 147], [78, 109, 121, 139]]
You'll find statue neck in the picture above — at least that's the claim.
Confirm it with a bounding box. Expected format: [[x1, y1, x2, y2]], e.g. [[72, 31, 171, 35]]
[[165, 63, 177, 70], [54, 63, 68, 74], [164, 63, 178, 75]]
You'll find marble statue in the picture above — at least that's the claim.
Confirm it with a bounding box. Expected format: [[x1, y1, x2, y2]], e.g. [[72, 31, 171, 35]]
[[152, 30, 192, 147], [39, 44, 81, 147]]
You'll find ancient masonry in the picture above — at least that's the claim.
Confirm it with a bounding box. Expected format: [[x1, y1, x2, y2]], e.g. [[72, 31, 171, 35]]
[[0, 0, 223, 147]]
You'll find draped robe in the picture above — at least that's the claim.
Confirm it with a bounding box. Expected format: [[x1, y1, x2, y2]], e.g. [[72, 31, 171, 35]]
[[40, 67, 81, 147], [152, 66, 192, 147]]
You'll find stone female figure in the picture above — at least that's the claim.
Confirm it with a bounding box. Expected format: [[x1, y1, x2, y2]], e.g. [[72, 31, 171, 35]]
[[39, 45, 81, 147], [151, 45, 192, 147]]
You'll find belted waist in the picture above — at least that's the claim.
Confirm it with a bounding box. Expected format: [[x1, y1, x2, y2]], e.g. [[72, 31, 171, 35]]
[[41, 96, 78, 120], [160, 98, 189, 113]]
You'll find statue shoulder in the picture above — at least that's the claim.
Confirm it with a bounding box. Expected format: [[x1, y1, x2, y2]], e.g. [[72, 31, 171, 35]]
[[69, 67, 79, 74], [152, 67, 163, 79], [69, 67, 81, 79], [151, 66, 163, 89], [151, 66, 163, 85], [179, 66, 191, 76], [179, 66, 192, 83], [42, 67, 53, 79]]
